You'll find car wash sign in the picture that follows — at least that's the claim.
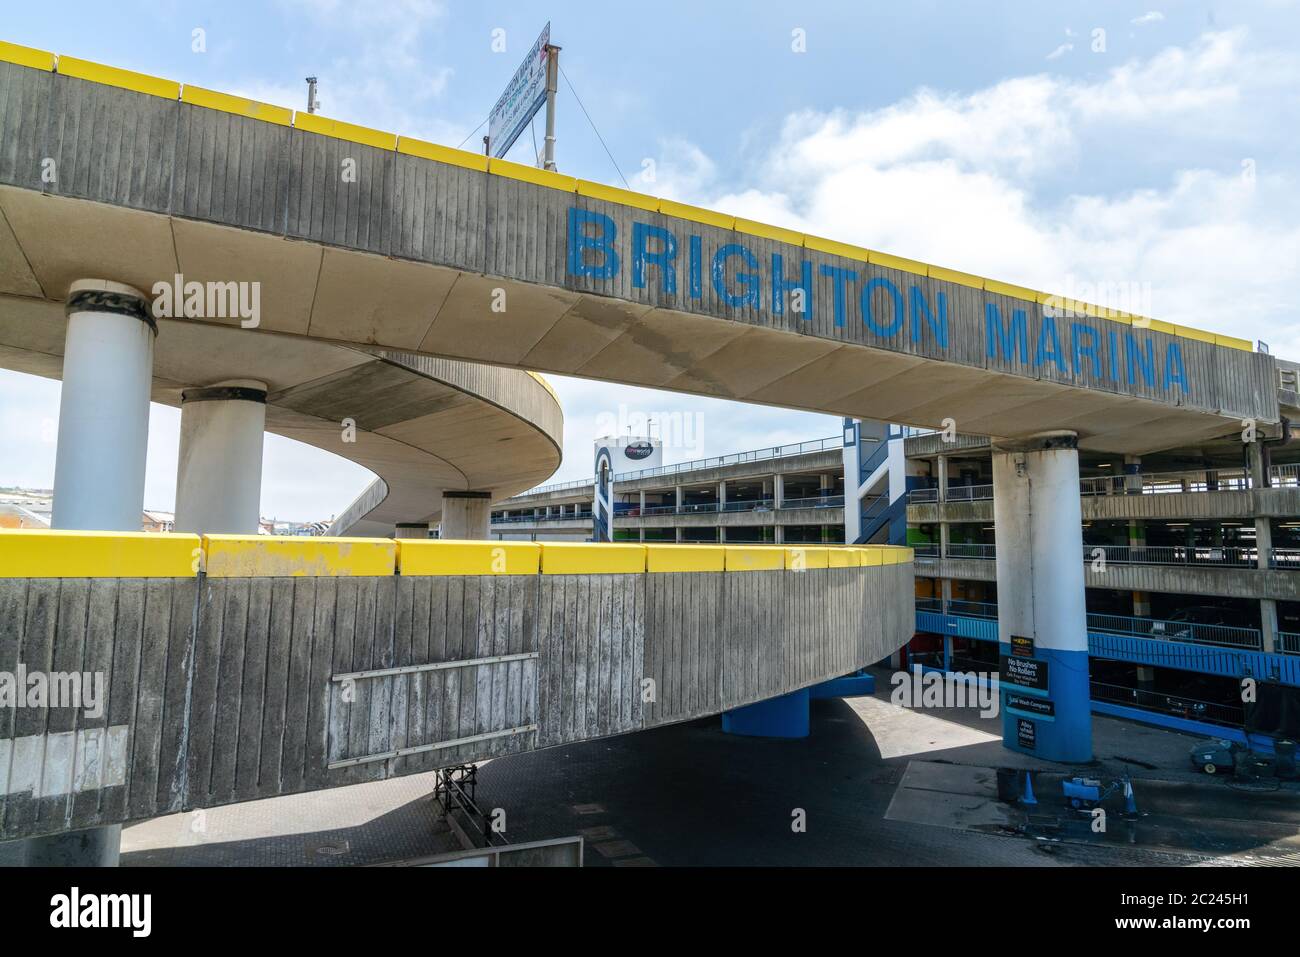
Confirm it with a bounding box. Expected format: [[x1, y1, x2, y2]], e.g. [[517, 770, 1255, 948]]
[[564, 207, 1204, 402], [488, 22, 551, 159]]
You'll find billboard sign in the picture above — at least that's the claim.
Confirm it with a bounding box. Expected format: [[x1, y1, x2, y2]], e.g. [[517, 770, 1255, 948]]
[[488, 22, 551, 159]]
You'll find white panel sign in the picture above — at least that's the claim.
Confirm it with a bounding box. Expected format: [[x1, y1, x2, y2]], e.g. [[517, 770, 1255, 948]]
[[488, 22, 551, 159]]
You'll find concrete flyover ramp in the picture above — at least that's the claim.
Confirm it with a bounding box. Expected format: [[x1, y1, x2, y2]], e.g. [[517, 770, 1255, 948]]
[[0, 43, 1280, 456], [0, 532, 914, 842], [0, 295, 563, 536]]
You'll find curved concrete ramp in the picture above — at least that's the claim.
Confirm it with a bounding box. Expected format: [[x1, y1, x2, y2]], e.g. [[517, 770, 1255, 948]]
[[0, 295, 563, 534], [0, 532, 913, 841], [0, 49, 1280, 454]]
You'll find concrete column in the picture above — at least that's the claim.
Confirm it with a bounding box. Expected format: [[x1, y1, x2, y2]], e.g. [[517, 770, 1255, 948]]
[[1261, 599, 1279, 654], [1247, 440, 1266, 488], [773, 473, 784, 509], [639, 490, 646, 514], [992, 432, 1091, 763], [718, 480, 727, 509], [936, 454, 950, 503], [51, 280, 154, 532], [940, 577, 953, 614], [441, 491, 492, 540], [39, 280, 152, 867], [1128, 517, 1151, 617], [1123, 454, 1141, 494], [719, 526, 727, 543], [774, 525, 784, 544], [674, 485, 683, 512], [174, 380, 267, 534], [940, 519, 950, 559], [395, 523, 430, 539]]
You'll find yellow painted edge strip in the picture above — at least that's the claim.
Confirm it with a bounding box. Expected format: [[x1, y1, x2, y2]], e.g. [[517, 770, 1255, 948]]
[[57, 56, 179, 100], [489, 157, 577, 191], [0, 40, 55, 71], [540, 543, 647, 575], [828, 547, 857, 568], [855, 547, 885, 568], [784, 546, 830, 570], [576, 179, 659, 212], [658, 198, 735, 231], [723, 546, 785, 572], [733, 217, 806, 247], [293, 111, 396, 150], [181, 85, 292, 127], [397, 136, 488, 171], [646, 544, 725, 573], [397, 540, 540, 576], [870, 250, 930, 277], [1214, 333, 1253, 352], [983, 277, 1039, 302], [803, 234, 873, 263], [527, 370, 559, 404], [1174, 324, 1217, 345], [931, 265, 984, 290], [202, 535, 396, 578], [0, 529, 199, 578]]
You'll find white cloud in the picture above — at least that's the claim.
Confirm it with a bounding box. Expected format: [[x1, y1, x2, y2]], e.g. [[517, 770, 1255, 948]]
[[1046, 43, 1073, 60], [645, 28, 1300, 356], [1132, 11, 1166, 26]]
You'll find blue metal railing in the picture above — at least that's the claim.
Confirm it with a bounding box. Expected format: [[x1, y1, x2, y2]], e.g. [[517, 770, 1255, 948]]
[[926, 601, 1265, 652]]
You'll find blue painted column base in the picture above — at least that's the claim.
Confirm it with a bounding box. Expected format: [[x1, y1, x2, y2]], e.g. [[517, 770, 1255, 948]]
[[809, 670, 876, 700], [723, 688, 810, 738], [1001, 644, 1093, 763]]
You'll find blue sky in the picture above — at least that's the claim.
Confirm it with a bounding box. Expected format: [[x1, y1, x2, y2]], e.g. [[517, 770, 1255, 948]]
[[3, 1, 1299, 520]]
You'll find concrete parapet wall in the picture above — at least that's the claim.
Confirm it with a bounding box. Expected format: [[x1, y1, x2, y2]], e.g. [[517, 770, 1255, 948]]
[[0, 531, 913, 840]]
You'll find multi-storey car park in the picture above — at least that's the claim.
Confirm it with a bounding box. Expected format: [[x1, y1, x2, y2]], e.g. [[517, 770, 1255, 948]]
[[0, 35, 1297, 865], [490, 392, 1300, 747]]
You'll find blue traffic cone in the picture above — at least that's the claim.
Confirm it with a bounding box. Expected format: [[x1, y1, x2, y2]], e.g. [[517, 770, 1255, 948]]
[[1123, 777, 1138, 817], [1021, 771, 1037, 806]]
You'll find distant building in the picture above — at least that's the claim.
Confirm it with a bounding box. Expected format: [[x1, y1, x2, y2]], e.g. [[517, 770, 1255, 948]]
[[141, 511, 175, 533]]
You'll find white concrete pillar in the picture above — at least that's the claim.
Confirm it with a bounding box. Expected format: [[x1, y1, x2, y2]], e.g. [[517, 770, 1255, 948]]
[[936, 454, 949, 504], [174, 380, 267, 534], [1261, 599, 1278, 654], [51, 280, 154, 532], [718, 480, 727, 509], [773, 473, 784, 509], [395, 523, 430, 539], [441, 491, 491, 540], [992, 432, 1091, 762]]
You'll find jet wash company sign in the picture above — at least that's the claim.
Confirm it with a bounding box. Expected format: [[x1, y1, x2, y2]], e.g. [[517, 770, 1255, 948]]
[[564, 206, 1196, 402]]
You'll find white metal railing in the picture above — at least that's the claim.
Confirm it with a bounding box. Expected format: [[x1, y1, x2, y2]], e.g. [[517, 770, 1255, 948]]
[[1084, 544, 1256, 568], [515, 435, 843, 498], [1080, 469, 1252, 496]]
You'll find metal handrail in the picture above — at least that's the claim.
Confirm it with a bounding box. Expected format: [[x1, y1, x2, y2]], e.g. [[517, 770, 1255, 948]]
[[1280, 632, 1300, 656], [946, 484, 993, 503], [946, 543, 997, 560], [516, 435, 843, 497], [1089, 681, 1243, 728], [946, 599, 998, 619], [1087, 613, 1262, 650], [1272, 548, 1300, 568], [1084, 544, 1256, 567], [1269, 463, 1299, 487], [1080, 469, 1252, 496], [907, 488, 939, 504], [780, 495, 845, 509]]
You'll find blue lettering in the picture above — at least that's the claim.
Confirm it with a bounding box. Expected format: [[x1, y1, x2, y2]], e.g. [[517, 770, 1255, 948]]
[[1070, 322, 1102, 377], [1163, 341, 1189, 393], [566, 208, 619, 280], [689, 235, 702, 299], [862, 277, 905, 337], [632, 222, 677, 294], [711, 244, 760, 309], [1107, 329, 1120, 381], [1124, 333, 1156, 387], [1035, 315, 1066, 373], [772, 254, 814, 320], [910, 286, 948, 348], [985, 303, 1029, 363], [819, 265, 856, 328]]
